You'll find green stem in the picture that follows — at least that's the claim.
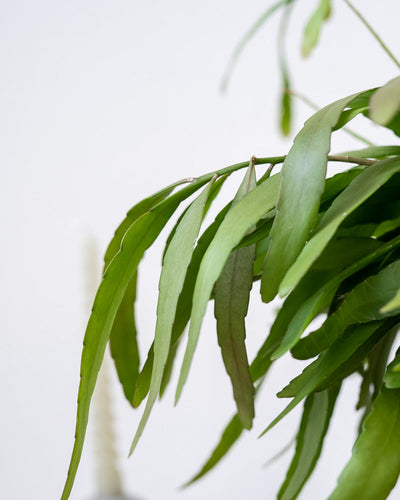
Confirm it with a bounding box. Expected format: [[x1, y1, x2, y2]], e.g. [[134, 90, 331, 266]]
[[344, 0, 400, 71]]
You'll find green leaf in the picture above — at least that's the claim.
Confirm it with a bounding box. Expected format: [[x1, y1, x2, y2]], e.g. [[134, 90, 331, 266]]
[[293, 259, 400, 360], [327, 385, 400, 500], [384, 347, 400, 389], [214, 165, 257, 429], [370, 76, 400, 126], [133, 202, 233, 408], [380, 289, 400, 314], [271, 236, 382, 360], [261, 320, 394, 436], [129, 179, 216, 455], [280, 79, 292, 136], [261, 91, 366, 302], [280, 155, 400, 296], [301, 0, 331, 57], [109, 272, 140, 405], [176, 174, 281, 403], [183, 415, 243, 486], [61, 176, 214, 500], [278, 385, 339, 500], [103, 179, 188, 269]]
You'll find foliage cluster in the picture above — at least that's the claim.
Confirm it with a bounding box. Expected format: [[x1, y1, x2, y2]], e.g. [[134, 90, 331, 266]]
[[62, 1, 400, 499]]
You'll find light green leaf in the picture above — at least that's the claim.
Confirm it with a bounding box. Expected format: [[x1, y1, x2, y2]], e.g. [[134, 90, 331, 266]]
[[133, 202, 233, 407], [176, 174, 281, 403], [293, 259, 400, 360], [103, 179, 188, 269], [109, 272, 140, 405], [384, 348, 400, 389], [280, 79, 292, 136], [327, 385, 400, 500], [380, 289, 400, 314], [183, 414, 243, 486], [61, 175, 214, 500], [261, 91, 365, 302], [280, 155, 400, 296], [214, 165, 257, 429], [370, 76, 400, 126], [302, 0, 331, 57], [278, 385, 339, 500], [129, 179, 216, 455]]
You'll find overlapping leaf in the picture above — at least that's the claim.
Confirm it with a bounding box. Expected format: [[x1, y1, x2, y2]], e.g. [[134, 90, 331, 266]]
[[214, 165, 257, 429], [328, 385, 400, 500], [129, 178, 216, 454], [280, 155, 400, 296], [278, 385, 339, 500], [175, 173, 281, 403], [261, 91, 366, 302]]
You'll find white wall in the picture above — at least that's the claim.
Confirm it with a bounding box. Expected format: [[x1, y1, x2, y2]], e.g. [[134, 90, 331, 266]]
[[1, 1, 399, 499]]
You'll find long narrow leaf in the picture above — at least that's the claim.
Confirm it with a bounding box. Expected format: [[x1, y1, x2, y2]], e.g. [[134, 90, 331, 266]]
[[214, 165, 257, 429], [278, 385, 339, 500], [109, 272, 140, 404], [261, 91, 366, 302], [293, 259, 400, 359], [327, 385, 400, 500], [301, 0, 331, 58], [280, 155, 400, 296], [175, 174, 281, 403], [129, 179, 216, 455]]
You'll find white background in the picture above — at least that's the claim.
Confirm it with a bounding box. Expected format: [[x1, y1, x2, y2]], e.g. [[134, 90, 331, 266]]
[[1, 1, 400, 499]]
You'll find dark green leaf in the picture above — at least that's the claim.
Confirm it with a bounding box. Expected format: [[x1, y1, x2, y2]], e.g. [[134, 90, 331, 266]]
[[183, 415, 243, 486], [214, 165, 257, 429], [278, 385, 339, 500], [327, 385, 400, 500], [109, 272, 140, 405], [280, 155, 400, 296], [261, 91, 366, 302], [175, 174, 281, 403], [293, 259, 400, 360], [301, 0, 331, 58]]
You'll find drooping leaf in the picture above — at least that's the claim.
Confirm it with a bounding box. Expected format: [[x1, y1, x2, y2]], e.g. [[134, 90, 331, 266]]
[[278, 384, 339, 500], [370, 76, 400, 126], [133, 202, 233, 407], [271, 236, 382, 360], [214, 165, 257, 429], [103, 179, 189, 269], [261, 91, 366, 302], [61, 174, 219, 500], [260, 319, 396, 436], [292, 259, 400, 360], [286, 234, 400, 362], [280, 155, 400, 296], [129, 179, 216, 455], [327, 385, 400, 500], [183, 414, 243, 486], [109, 272, 140, 405], [301, 0, 331, 58], [280, 77, 292, 136], [176, 174, 281, 403]]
